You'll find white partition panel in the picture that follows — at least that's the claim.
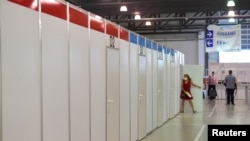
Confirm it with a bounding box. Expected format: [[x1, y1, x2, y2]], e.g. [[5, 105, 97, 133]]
[[1, 1, 41, 141], [174, 54, 179, 115], [166, 52, 171, 120], [69, 9, 90, 141], [146, 47, 153, 133], [157, 59, 164, 126], [0, 2, 2, 140], [152, 49, 158, 129], [162, 51, 168, 122], [119, 38, 130, 141], [176, 52, 181, 113], [90, 29, 106, 141], [130, 43, 138, 141], [169, 61, 176, 118], [42, 9, 69, 141]]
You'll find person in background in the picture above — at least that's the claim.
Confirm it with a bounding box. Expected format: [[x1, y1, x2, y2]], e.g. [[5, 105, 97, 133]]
[[208, 71, 217, 99], [224, 70, 237, 105], [180, 74, 201, 113], [208, 71, 217, 90]]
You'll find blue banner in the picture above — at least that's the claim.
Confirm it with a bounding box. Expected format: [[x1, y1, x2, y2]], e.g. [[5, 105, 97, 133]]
[[138, 36, 145, 46], [146, 40, 152, 49], [152, 42, 157, 51], [130, 32, 137, 44]]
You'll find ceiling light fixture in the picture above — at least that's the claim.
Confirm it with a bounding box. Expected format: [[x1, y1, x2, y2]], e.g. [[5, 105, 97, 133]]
[[228, 18, 235, 23], [120, 5, 127, 12], [227, 0, 235, 7], [134, 15, 141, 20], [95, 15, 102, 20], [145, 21, 152, 26], [228, 10, 235, 16]]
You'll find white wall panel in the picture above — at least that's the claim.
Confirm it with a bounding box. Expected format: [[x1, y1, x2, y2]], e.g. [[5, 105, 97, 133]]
[[120, 40, 130, 141], [198, 31, 205, 66], [146, 48, 153, 133], [165, 41, 198, 65], [145, 33, 199, 65], [90, 30, 106, 141], [162, 53, 168, 122], [157, 59, 163, 126], [152, 50, 158, 129], [130, 43, 138, 141], [0, 1, 2, 140], [176, 54, 181, 113], [1, 2, 41, 141], [42, 13, 69, 141], [174, 55, 179, 114], [69, 23, 90, 141], [169, 61, 176, 118], [166, 53, 171, 120]]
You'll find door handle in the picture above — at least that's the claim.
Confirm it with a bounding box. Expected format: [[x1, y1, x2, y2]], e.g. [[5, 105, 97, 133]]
[[139, 94, 143, 104], [107, 99, 114, 103]]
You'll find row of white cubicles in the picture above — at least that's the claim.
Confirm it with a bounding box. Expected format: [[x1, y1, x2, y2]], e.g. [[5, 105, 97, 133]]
[[0, 1, 184, 141]]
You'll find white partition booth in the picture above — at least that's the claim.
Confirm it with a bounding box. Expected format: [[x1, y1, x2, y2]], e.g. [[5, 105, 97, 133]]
[[129, 32, 139, 141], [163, 47, 170, 122], [157, 45, 164, 127], [152, 42, 158, 129], [0, 1, 184, 141], [169, 49, 179, 118], [119, 27, 130, 141], [138, 36, 147, 140], [1, 1, 41, 141], [69, 6, 90, 141], [146, 39, 153, 134]]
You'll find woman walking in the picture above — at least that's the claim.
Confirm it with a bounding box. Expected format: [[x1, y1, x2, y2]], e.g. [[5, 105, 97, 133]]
[[180, 74, 201, 113]]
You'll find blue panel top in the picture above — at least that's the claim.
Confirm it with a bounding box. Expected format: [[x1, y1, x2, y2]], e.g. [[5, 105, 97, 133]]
[[158, 44, 162, 52], [130, 32, 137, 44], [163, 46, 167, 54], [152, 42, 157, 50], [166, 48, 171, 54], [170, 48, 175, 56], [138, 36, 145, 46], [146, 40, 152, 49]]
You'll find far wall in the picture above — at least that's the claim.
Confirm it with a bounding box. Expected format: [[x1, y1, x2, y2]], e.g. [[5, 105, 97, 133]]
[[145, 32, 205, 66]]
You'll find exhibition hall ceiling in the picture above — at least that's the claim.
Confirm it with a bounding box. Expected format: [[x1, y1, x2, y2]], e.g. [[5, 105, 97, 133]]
[[66, 0, 250, 34]]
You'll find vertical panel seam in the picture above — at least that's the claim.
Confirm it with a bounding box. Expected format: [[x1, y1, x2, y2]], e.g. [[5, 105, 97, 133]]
[[66, 2, 71, 141], [88, 12, 92, 141], [0, 1, 2, 141], [38, 0, 44, 141]]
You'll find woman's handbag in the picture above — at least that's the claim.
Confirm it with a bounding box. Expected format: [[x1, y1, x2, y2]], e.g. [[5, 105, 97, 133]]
[[180, 90, 186, 98]]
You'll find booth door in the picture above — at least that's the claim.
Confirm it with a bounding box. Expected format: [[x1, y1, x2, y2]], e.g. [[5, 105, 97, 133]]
[[138, 55, 147, 140], [107, 48, 120, 141]]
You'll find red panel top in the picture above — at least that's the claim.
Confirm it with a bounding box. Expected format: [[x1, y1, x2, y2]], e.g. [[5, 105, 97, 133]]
[[69, 8, 88, 28], [90, 16, 104, 33], [9, 0, 38, 10], [106, 23, 118, 37], [120, 28, 129, 41], [41, 0, 67, 20]]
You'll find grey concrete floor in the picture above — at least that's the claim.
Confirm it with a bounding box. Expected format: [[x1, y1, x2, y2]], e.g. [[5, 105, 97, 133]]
[[141, 99, 250, 141]]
